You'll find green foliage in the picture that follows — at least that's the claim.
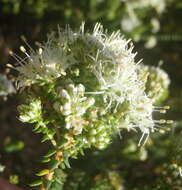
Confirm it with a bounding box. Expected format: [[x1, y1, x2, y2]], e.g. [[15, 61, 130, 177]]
[[4, 140, 24, 153], [14, 23, 172, 190], [9, 174, 19, 185], [1, 0, 182, 190]]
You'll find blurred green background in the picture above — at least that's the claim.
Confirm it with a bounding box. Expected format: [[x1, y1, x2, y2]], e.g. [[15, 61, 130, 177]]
[[0, 0, 182, 189]]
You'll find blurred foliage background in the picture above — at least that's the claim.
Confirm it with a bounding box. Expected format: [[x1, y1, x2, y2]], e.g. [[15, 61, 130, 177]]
[[0, 0, 182, 189]]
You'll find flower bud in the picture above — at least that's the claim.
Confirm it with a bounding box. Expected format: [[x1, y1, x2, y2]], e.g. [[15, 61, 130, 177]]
[[59, 89, 70, 100]]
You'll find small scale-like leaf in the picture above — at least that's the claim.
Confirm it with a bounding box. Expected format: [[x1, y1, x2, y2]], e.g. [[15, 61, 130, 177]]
[[44, 119, 50, 125], [42, 127, 48, 133], [33, 123, 41, 131], [34, 128, 43, 133], [45, 180, 52, 189], [47, 128, 56, 136], [50, 160, 60, 171], [54, 168, 62, 176], [54, 169, 64, 185], [80, 149, 84, 156], [64, 156, 71, 168], [41, 157, 51, 163], [61, 162, 65, 169], [58, 138, 68, 149], [29, 180, 42, 187], [55, 177, 63, 185], [41, 134, 50, 143], [36, 169, 50, 176], [44, 149, 56, 158]]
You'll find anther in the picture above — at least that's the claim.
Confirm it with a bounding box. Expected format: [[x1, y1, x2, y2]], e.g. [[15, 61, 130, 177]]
[[20, 46, 32, 60], [6, 64, 14, 68], [35, 41, 42, 47], [20, 46, 26, 53], [21, 35, 35, 53], [38, 48, 43, 55], [159, 119, 166, 124], [164, 106, 170, 110], [166, 120, 174, 124], [9, 50, 13, 55], [159, 110, 166, 114], [61, 71, 66, 76], [9, 50, 27, 65]]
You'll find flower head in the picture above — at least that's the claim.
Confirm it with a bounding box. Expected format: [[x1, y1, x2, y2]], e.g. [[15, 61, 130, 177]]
[[14, 23, 171, 188], [14, 23, 171, 147]]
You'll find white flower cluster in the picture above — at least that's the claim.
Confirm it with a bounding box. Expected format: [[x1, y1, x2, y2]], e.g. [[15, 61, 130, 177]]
[[79, 24, 155, 144], [125, 0, 166, 14], [15, 23, 170, 147], [19, 98, 42, 123], [0, 74, 15, 97], [121, 0, 166, 47], [15, 43, 73, 87], [139, 65, 170, 104], [53, 83, 95, 135]]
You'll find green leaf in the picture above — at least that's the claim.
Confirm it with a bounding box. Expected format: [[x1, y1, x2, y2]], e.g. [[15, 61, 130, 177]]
[[50, 160, 60, 171], [64, 156, 71, 168], [41, 157, 51, 163], [80, 149, 84, 156], [34, 128, 43, 133], [55, 177, 63, 185], [45, 180, 52, 189], [29, 180, 42, 187], [41, 134, 50, 142], [42, 127, 48, 133], [44, 149, 56, 158], [44, 119, 50, 125], [47, 128, 56, 137], [58, 138, 68, 149], [33, 123, 41, 131], [54, 168, 62, 176], [36, 169, 50, 176], [54, 169, 64, 185], [61, 163, 65, 169], [4, 141, 24, 153]]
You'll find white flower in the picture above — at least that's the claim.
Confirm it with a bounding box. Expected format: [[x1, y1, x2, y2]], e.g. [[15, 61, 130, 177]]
[[138, 65, 170, 103], [15, 23, 170, 146], [0, 74, 15, 96], [15, 40, 75, 87], [65, 115, 86, 135], [121, 15, 141, 32]]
